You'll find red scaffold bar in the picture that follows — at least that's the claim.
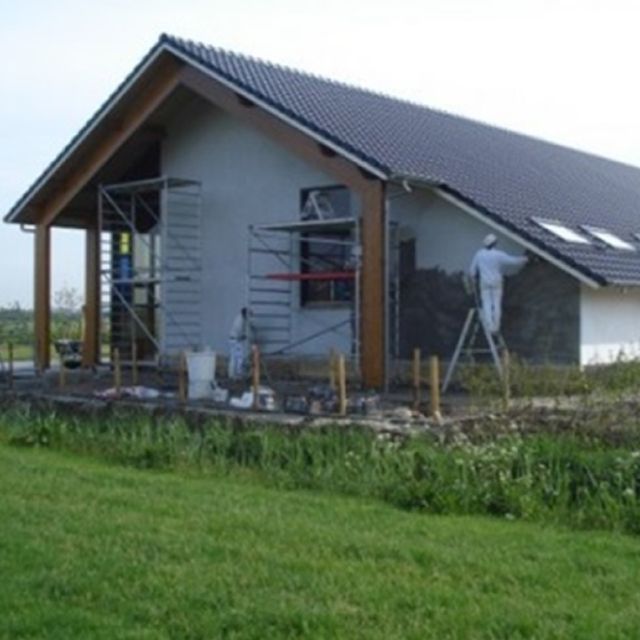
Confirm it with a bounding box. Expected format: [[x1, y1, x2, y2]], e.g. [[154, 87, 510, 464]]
[[266, 271, 356, 281]]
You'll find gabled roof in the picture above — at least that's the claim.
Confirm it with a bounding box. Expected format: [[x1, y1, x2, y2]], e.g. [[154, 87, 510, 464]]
[[8, 34, 640, 285]]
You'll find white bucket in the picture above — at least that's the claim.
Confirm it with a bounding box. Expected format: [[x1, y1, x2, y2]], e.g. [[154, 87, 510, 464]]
[[186, 351, 216, 400]]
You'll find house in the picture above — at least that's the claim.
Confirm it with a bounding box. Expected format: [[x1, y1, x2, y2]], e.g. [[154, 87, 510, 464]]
[[6, 34, 640, 388]]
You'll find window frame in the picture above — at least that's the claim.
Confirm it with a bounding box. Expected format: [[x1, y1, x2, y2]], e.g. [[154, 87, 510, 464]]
[[581, 226, 636, 251]]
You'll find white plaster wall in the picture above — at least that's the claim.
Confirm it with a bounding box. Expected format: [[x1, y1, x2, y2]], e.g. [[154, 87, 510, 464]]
[[580, 285, 640, 365], [161, 95, 353, 355], [389, 188, 524, 272]]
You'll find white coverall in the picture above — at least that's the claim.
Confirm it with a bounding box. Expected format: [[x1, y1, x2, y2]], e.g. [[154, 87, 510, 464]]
[[228, 312, 250, 380], [469, 248, 528, 334]]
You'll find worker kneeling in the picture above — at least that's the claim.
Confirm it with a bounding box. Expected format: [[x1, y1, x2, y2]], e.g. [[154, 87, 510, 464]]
[[469, 234, 528, 335]]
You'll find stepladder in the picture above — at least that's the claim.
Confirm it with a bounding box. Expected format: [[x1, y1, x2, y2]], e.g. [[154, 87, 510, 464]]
[[442, 307, 506, 393]]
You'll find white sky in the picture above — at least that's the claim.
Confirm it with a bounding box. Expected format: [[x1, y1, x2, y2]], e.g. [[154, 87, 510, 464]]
[[2, 0, 640, 307]]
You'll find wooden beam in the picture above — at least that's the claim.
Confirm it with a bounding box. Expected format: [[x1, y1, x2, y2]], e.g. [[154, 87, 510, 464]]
[[361, 182, 385, 388], [34, 225, 51, 371], [180, 66, 380, 193], [38, 57, 184, 228], [82, 225, 100, 366]]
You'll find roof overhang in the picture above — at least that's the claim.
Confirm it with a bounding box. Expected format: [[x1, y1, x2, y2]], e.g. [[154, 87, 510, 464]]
[[5, 39, 387, 228], [5, 43, 181, 225], [162, 42, 388, 183]]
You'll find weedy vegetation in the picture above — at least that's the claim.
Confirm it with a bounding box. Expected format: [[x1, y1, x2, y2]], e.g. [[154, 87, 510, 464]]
[[2, 402, 639, 535]]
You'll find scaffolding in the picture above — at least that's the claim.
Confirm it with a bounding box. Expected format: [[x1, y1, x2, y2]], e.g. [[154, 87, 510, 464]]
[[247, 216, 401, 384], [98, 177, 202, 363], [248, 217, 361, 366]]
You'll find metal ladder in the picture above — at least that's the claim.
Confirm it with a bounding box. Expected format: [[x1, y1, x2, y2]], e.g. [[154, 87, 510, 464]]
[[442, 307, 505, 393]]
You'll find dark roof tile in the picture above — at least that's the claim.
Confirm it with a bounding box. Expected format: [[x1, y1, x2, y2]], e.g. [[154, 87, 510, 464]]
[[165, 34, 640, 285]]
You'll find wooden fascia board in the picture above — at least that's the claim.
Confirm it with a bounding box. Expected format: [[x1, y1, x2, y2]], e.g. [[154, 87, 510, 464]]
[[180, 66, 383, 194], [37, 57, 184, 228]]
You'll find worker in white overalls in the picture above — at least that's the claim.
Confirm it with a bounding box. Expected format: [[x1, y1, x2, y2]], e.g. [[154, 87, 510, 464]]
[[469, 234, 528, 335], [228, 307, 251, 380]]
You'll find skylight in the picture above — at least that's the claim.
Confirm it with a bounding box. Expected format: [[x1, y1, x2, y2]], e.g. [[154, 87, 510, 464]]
[[532, 219, 591, 244], [582, 226, 635, 251]]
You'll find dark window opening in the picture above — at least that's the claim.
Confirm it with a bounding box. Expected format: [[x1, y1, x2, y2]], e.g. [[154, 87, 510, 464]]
[[299, 186, 355, 306]]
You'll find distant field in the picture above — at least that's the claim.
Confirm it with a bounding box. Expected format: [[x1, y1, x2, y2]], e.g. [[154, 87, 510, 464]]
[[0, 343, 33, 362], [1, 445, 639, 639]]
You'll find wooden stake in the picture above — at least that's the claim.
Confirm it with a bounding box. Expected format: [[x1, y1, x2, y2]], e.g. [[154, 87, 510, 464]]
[[178, 352, 187, 404], [59, 349, 66, 390], [338, 354, 347, 417], [7, 342, 14, 391], [329, 348, 337, 390], [252, 344, 260, 409], [412, 348, 421, 410], [430, 355, 441, 419], [502, 349, 511, 412], [113, 348, 122, 397], [131, 341, 138, 387]]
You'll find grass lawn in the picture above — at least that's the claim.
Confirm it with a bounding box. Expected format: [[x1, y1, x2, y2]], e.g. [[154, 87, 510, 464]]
[[1, 445, 639, 639]]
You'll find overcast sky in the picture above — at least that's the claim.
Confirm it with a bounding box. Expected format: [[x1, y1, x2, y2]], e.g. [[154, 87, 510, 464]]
[[2, 0, 640, 307]]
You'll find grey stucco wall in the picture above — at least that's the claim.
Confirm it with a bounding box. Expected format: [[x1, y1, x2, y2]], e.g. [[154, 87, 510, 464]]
[[161, 95, 355, 356], [390, 188, 581, 363]]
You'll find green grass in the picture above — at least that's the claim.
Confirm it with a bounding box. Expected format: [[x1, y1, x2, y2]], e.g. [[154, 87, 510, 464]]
[[1, 444, 640, 639]]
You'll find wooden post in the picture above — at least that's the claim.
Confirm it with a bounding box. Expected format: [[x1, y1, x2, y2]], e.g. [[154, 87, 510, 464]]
[[329, 348, 337, 390], [430, 355, 441, 419], [178, 352, 187, 403], [252, 344, 260, 409], [502, 349, 511, 412], [7, 343, 14, 391], [412, 348, 421, 410], [338, 354, 347, 417], [113, 348, 122, 397], [83, 225, 100, 367], [360, 182, 385, 389], [34, 225, 51, 371]]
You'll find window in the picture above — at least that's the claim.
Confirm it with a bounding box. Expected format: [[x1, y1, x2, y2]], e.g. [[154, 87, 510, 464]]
[[300, 232, 355, 305], [300, 186, 355, 305], [532, 218, 591, 244], [582, 226, 636, 251]]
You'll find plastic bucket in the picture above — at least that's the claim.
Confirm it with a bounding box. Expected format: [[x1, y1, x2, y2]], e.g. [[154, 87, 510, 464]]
[[186, 351, 216, 400]]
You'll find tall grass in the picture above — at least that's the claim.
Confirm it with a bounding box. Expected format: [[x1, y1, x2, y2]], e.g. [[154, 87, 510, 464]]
[[1, 405, 639, 535]]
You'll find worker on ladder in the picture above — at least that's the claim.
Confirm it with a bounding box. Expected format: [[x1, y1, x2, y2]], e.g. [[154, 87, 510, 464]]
[[469, 234, 528, 336]]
